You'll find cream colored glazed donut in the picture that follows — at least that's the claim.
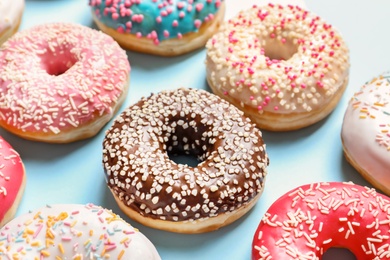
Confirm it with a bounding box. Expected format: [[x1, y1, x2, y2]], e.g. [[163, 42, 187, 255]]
[[206, 4, 350, 131], [0, 204, 161, 259], [252, 182, 390, 259], [103, 88, 269, 233], [0, 23, 130, 143], [0, 0, 24, 46], [89, 0, 225, 56], [0, 136, 25, 227], [342, 72, 390, 196]]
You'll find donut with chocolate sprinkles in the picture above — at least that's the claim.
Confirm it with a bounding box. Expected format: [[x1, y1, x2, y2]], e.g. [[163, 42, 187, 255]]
[[252, 182, 390, 259], [102, 88, 269, 233], [206, 4, 350, 131], [0, 23, 130, 143]]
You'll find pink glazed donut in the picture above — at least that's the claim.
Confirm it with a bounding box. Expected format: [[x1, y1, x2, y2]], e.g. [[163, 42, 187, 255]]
[[0, 23, 130, 143]]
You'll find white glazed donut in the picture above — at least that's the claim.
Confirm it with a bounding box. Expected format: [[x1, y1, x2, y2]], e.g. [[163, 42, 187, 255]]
[[0, 0, 24, 45], [0, 204, 161, 259], [206, 4, 350, 131], [342, 71, 390, 196]]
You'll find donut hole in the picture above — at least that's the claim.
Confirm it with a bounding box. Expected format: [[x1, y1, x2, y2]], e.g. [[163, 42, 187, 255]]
[[164, 118, 210, 168], [168, 153, 200, 168], [322, 247, 356, 260], [263, 37, 298, 61], [39, 45, 78, 76]]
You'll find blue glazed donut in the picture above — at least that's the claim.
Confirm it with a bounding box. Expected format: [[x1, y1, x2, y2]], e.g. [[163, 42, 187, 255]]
[[89, 0, 225, 56]]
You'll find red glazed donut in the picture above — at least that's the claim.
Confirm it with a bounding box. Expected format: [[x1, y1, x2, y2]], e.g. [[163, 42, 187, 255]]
[[0, 23, 130, 143], [103, 88, 269, 233], [0, 204, 161, 259], [252, 182, 390, 259], [206, 4, 350, 131], [0, 136, 25, 227]]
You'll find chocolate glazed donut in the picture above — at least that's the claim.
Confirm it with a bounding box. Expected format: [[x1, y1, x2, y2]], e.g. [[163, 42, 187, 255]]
[[103, 88, 269, 233]]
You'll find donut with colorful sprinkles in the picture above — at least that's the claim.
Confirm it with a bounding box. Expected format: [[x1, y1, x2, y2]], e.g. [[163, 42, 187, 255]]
[[252, 182, 390, 259], [0, 136, 25, 227], [0, 0, 24, 46], [89, 0, 225, 56], [0, 204, 161, 259], [342, 71, 390, 196], [0, 23, 130, 143], [102, 88, 269, 233], [206, 4, 350, 131]]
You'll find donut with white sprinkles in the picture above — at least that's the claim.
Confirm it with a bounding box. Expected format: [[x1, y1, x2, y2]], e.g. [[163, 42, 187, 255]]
[[0, 204, 161, 259], [206, 4, 350, 131], [252, 182, 390, 259], [0, 23, 130, 143], [102, 88, 269, 233]]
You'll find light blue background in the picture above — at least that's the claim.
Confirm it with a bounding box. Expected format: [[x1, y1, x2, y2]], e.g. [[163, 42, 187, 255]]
[[4, 0, 390, 259]]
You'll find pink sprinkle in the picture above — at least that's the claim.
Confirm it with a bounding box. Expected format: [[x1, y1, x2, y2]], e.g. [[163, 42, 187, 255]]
[[33, 224, 43, 239], [177, 33, 183, 39], [274, 106, 279, 111], [196, 3, 204, 12], [177, 2, 184, 9], [62, 236, 72, 241], [163, 30, 169, 38], [112, 12, 119, 20], [257, 105, 263, 111], [105, 244, 117, 251], [172, 20, 178, 27], [156, 16, 162, 23], [136, 32, 142, 38], [194, 19, 202, 29]]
